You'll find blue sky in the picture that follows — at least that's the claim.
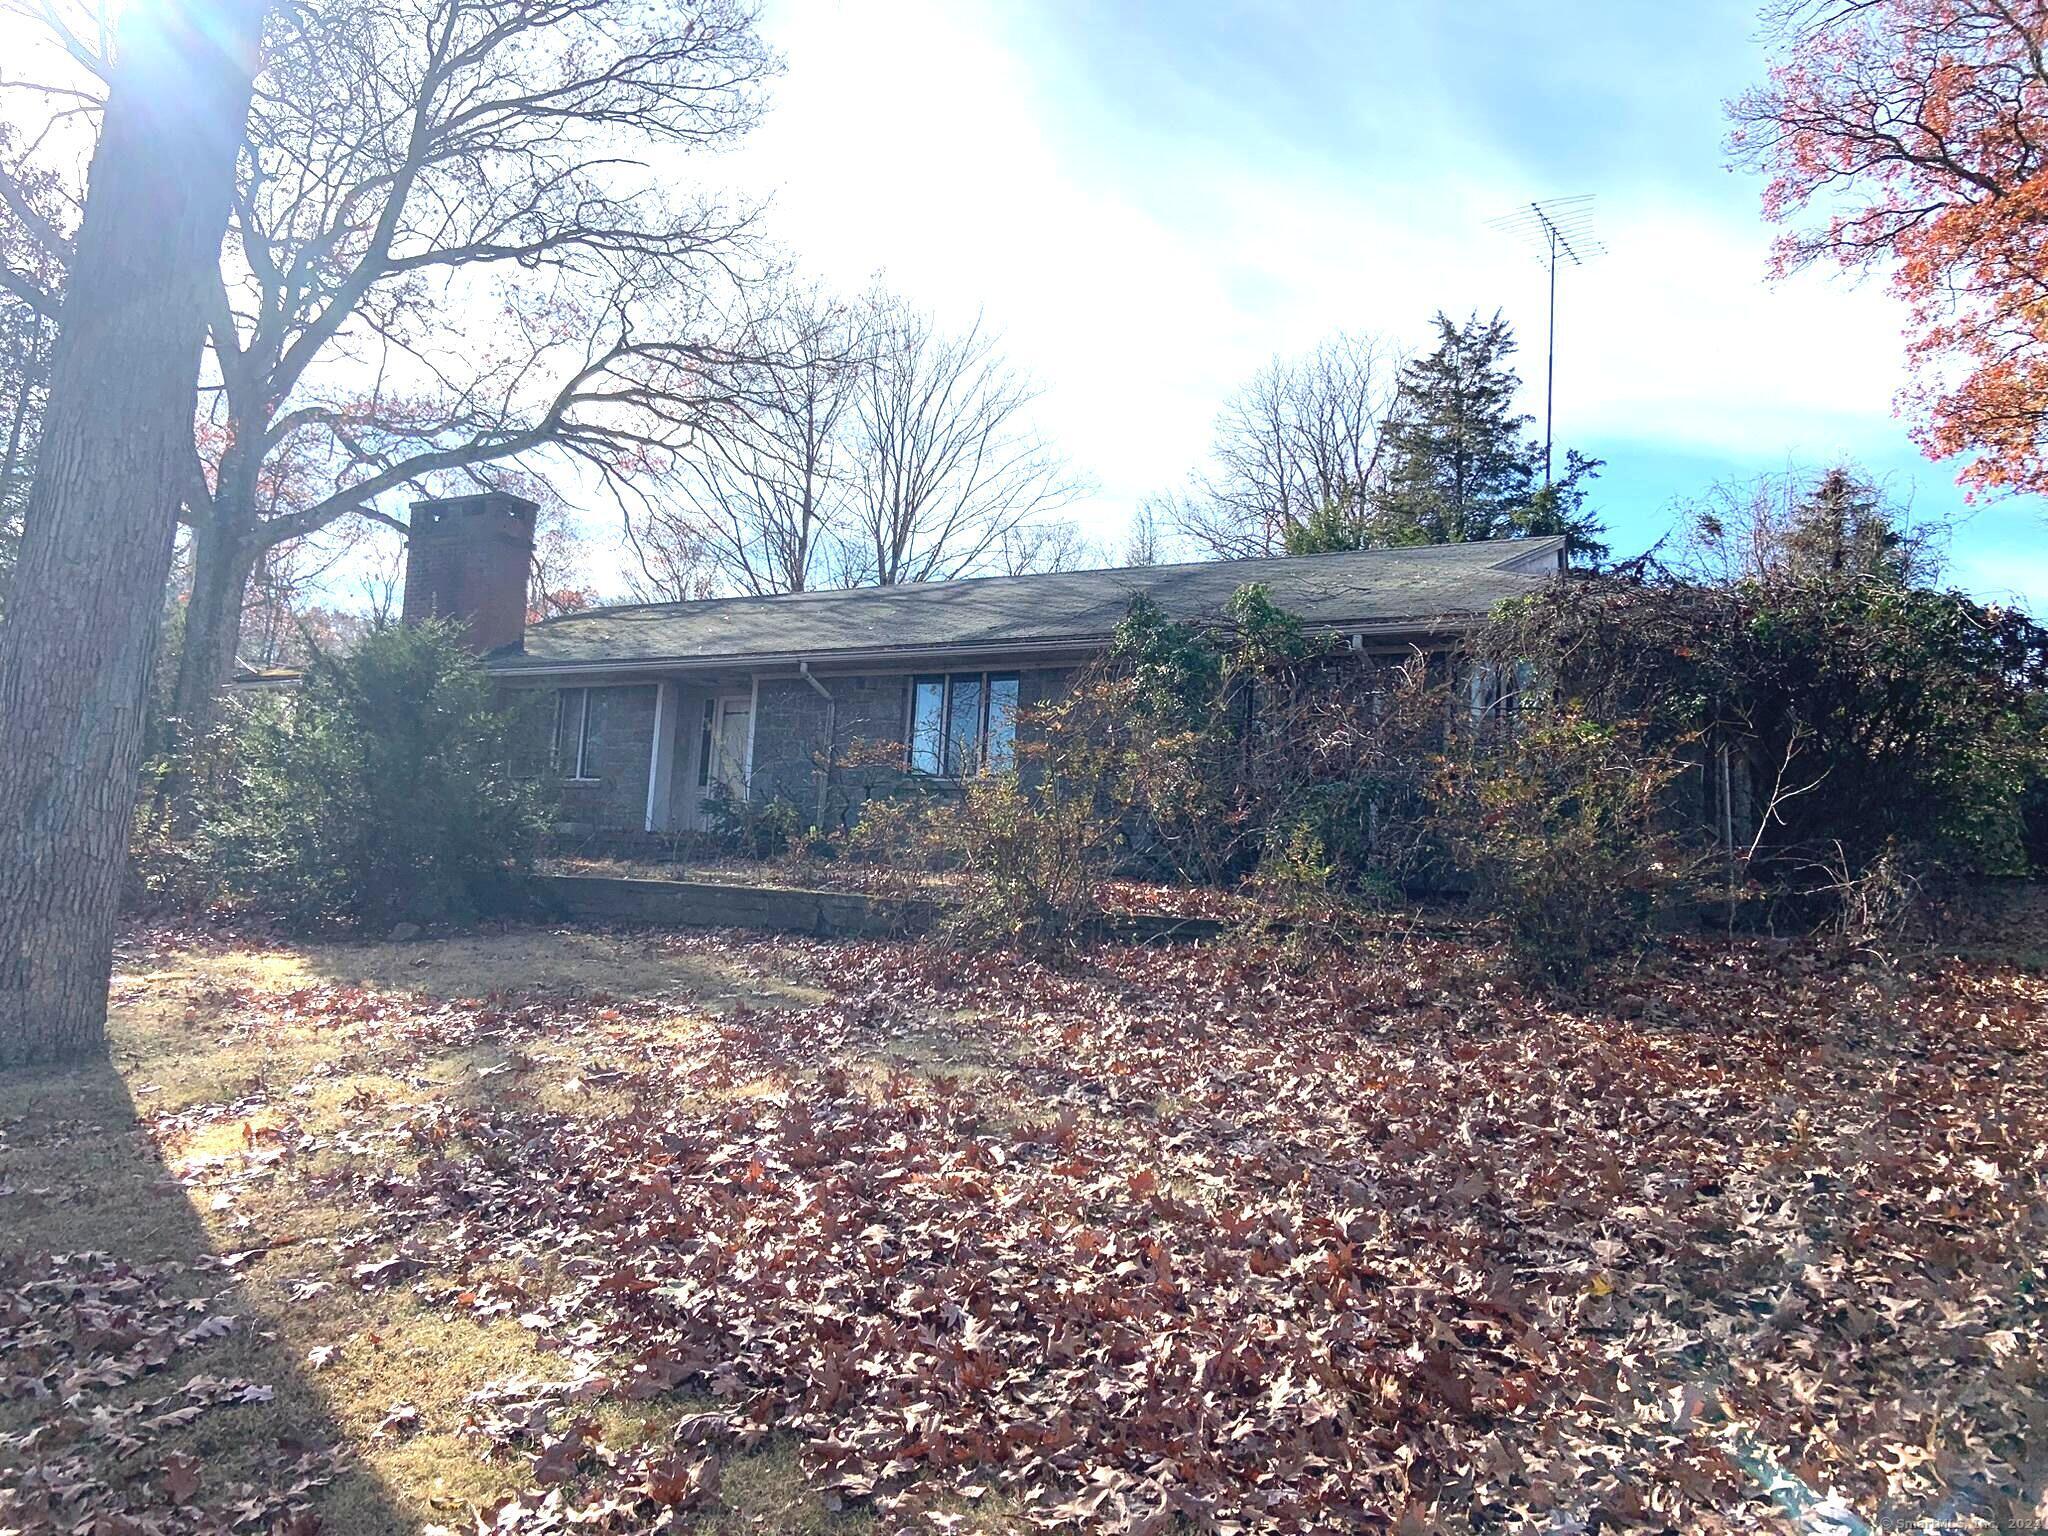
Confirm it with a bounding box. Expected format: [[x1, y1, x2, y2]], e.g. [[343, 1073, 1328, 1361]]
[[715, 0, 2048, 605]]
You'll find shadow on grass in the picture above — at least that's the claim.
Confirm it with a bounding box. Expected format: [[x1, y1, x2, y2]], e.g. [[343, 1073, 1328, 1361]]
[[0, 1054, 411, 1536], [14, 920, 887, 1535]]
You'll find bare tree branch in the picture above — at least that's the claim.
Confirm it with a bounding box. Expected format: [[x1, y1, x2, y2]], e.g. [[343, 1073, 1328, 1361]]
[[843, 292, 1081, 586], [633, 282, 862, 597], [1165, 331, 1401, 560], [135, 0, 782, 737]]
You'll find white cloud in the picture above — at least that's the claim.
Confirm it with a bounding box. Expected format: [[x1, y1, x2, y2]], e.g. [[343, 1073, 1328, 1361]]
[[717, 0, 1938, 561]]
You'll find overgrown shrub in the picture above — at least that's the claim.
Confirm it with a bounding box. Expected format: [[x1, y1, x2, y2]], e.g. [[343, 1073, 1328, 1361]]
[[1251, 819, 1338, 911], [927, 771, 1110, 948], [842, 793, 950, 871], [1479, 571, 2048, 924], [1800, 836, 1924, 946], [1432, 712, 1698, 986], [1046, 587, 1446, 893], [702, 789, 805, 860], [2024, 765, 2048, 872], [201, 622, 547, 931], [128, 707, 250, 913]]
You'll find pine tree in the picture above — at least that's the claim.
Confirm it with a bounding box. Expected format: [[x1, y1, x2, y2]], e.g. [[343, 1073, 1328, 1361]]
[[1372, 311, 1605, 561], [1281, 497, 1372, 556], [1780, 465, 1927, 584], [1517, 449, 1609, 566], [1678, 463, 1940, 589]]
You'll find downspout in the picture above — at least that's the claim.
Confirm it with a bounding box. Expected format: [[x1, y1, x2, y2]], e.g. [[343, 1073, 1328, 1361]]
[[799, 661, 836, 832]]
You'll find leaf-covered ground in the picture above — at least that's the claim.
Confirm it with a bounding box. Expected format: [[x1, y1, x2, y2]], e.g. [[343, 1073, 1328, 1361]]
[[539, 857, 1260, 921], [4, 919, 2047, 1534]]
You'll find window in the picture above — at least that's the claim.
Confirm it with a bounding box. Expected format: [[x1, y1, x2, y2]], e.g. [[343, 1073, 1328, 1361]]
[[1466, 660, 1535, 729], [945, 674, 983, 775], [986, 674, 1019, 771], [909, 677, 946, 775], [696, 698, 717, 788], [554, 687, 595, 779], [907, 672, 1020, 776]]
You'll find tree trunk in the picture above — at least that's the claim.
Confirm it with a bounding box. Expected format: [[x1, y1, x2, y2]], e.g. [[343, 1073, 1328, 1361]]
[[166, 506, 259, 772], [155, 504, 258, 830], [0, 0, 267, 1070]]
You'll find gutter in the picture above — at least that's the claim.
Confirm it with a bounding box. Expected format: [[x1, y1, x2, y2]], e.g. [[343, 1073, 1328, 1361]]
[[485, 613, 1496, 681]]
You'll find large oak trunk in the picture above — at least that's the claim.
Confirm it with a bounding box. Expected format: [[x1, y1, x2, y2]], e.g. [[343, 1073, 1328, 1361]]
[[0, 0, 266, 1069]]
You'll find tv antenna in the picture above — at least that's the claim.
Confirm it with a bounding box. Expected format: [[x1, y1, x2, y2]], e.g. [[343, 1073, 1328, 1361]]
[[1485, 194, 1604, 487]]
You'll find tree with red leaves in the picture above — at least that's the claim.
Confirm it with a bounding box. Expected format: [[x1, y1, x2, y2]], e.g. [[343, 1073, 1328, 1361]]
[[1730, 0, 2048, 499]]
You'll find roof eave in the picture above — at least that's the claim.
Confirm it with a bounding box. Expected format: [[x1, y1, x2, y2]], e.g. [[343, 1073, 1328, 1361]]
[[485, 611, 1498, 681]]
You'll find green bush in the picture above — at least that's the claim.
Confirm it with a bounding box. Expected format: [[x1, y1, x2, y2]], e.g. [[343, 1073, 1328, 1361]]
[[1433, 711, 1698, 987], [1048, 598, 1445, 893], [200, 622, 547, 932], [1251, 818, 1338, 911], [2024, 763, 2048, 872]]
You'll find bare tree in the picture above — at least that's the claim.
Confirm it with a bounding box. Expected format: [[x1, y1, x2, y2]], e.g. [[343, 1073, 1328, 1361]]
[[1122, 499, 1165, 567], [358, 544, 403, 630], [1674, 464, 1946, 588], [994, 517, 1096, 575], [844, 295, 1077, 586], [624, 513, 719, 603], [233, 532, 365, 666], [1167, 331, 1400, 559], [629, 286, 860, 597], [530, 499, 596, 618], [0, 0, 267, 1066], [0, 0, 782, 764], [175, 0, 777, 749]]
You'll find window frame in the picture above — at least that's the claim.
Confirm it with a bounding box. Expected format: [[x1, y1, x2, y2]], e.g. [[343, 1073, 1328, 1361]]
[[908, 675, 947, 776], [696, 697, 717, 789], [943, 672, 985, 777], [984, 672, 1020, 773], [905, 670, 1021, 779], [553, 686, 599, 781]]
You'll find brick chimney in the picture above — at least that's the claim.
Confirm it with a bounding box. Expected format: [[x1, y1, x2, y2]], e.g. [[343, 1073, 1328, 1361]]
[[401, 491, 538, 652]]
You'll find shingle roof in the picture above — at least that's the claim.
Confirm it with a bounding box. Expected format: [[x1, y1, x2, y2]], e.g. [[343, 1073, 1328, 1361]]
[[493, 537, 1566, 673]]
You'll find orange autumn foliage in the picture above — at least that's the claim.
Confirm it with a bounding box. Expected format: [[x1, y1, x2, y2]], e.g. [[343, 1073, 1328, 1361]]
[[1730, 0, 2048, 497]]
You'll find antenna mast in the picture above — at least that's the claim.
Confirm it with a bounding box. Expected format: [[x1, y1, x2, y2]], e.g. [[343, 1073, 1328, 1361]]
[[1485, 194, 1603, 487]]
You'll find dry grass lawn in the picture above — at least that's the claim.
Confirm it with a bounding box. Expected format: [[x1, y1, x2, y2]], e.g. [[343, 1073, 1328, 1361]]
[[5, 915, 2048, 1534], [2, 924, 868, 1536]]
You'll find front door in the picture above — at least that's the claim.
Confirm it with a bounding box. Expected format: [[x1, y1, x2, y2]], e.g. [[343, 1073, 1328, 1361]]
[[711, 696, 751, 802]]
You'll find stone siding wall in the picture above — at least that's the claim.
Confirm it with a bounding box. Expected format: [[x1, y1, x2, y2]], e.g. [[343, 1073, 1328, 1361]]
[[750, 666, 1073, 832], [538, 666, 1077, 837], [550, 684, 658, 836], [748, 674, 914, 831]]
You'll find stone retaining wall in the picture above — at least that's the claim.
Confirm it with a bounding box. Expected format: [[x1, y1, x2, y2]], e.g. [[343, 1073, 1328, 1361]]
[[527, 874, 940, 938], [524, 874, 1228, 944]]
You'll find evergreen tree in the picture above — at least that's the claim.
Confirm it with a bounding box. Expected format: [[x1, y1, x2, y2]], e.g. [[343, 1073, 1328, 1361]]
[[1678, 463, 1941, 589], [1281, 497, 1372, 556], [1518, 449, 1609, 566], [1373, 310, 1606, 561], [1780, 465, 1927, 584]]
